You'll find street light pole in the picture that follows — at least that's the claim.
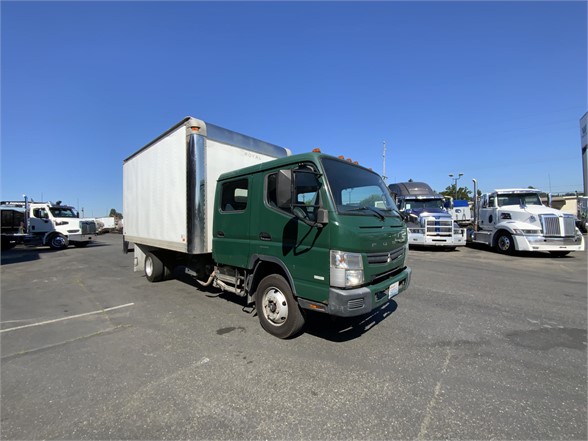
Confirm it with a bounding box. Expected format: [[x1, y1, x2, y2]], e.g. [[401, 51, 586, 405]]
[[448, 173, 464, 199]]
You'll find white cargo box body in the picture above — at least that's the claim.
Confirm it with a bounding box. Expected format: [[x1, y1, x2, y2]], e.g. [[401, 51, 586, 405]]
[[123, 117, 290, 254]]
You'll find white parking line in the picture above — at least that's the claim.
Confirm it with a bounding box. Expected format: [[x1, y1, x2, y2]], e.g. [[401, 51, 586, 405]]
[[0, 303, 135, 334]]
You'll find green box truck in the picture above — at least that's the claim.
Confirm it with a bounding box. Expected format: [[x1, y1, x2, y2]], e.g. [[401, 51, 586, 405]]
[[123, 117, 411, 338]]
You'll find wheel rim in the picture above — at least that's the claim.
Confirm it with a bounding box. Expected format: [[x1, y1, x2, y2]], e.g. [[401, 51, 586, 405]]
[[52, 236, 66, 248], [145, 257, 153, 277], [498, 235, 511, 251], [262, 287, 288, 327]]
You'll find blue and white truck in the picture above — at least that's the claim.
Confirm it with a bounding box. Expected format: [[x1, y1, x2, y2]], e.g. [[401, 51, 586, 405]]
[[388, 181, 466, 249]]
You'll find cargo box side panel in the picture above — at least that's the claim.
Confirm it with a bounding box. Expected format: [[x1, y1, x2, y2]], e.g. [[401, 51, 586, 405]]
[[123, 127, 188, 252], [203, 139, 283, 251]]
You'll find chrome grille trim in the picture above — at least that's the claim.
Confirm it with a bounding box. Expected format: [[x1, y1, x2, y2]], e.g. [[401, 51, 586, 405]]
[[540, 214, 561, 236], [81, 221, 97, 235], [563, 215, 576, 237], [424, 219, 453, 237]]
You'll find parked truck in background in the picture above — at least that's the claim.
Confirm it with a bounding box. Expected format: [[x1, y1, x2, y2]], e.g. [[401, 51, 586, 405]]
[[468, 179, 585, 256], [96, 216, 117, 234], [123, 116, 411, 338], [444, 197, 473, 227], [577, 196, 588, 233], [0, 199, 96, 250], [388, 181, 466, 250]]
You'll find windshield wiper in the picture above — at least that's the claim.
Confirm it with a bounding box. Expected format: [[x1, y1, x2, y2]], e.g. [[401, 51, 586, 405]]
[[344, 206, 386, 221]]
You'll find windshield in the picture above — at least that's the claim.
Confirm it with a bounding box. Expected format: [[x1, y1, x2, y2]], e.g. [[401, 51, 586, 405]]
[[49, 207, 79, 218], [321, 158, 400, 217], [404, 199, 444, 210], [497, 193, 542, 207]]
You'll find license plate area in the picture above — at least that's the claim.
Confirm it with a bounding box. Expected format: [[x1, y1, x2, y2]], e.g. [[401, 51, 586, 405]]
[[388, 281, 399, 299]]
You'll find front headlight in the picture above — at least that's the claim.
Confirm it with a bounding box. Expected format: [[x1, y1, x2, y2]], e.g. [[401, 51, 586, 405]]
[[330, 250, 364, 288], [513, 229, 540, 235]]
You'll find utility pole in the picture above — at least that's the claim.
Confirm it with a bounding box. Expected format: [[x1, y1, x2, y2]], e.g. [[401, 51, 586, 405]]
[[382, 141, 387, 182]]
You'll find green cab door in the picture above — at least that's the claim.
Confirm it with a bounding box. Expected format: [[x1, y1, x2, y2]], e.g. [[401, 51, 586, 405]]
[[212, 177, 251, 268], [250, 166, 331, 303]]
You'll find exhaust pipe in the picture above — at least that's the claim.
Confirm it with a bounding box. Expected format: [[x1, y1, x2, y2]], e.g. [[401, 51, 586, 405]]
[[472, 179, 478, 232]]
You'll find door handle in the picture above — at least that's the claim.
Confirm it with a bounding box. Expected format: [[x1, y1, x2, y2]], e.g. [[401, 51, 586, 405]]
[[217, 231, 225, 238], [259, 232, 271, 241]]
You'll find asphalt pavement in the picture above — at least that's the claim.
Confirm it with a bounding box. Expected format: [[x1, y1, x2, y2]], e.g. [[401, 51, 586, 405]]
[[1, 234, 586, 440]]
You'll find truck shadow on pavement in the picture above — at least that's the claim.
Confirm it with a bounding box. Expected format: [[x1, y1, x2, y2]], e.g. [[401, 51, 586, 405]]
[[1, 242, 111, 265], [174, 269, 398, 342], [303, 300, 398, 342], [0, 247, 42, 265]]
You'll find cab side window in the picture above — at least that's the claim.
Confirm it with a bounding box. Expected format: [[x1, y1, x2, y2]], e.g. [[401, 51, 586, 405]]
[[266, 173, 278, 208], [32, 208, 48, 218], [220, 179, 248, 212]]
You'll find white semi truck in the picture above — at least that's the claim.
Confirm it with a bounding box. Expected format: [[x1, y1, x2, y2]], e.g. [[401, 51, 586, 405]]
[[0, 199, 96, 250], [468, 180, 585, 256], [388, 181, 466, 249]]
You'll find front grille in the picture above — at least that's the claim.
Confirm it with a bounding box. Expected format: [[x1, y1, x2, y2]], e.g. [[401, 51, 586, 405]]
[[81, 221, 97, 235], [540, 214, 576, 237], [541, 215, 560, 236], [563, 216, 576, 237], [348, 298, 365, 310], [424, 219, 453, 237], [367, 248, 404, 265]]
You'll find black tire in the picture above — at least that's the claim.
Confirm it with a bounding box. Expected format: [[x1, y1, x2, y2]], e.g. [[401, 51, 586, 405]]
[[256, 274, 305, 339], [48, 233, 68, 250], [549, 251, 570, 257], [73, 242, 89, 248], [495, 231, 515, 255], [145, 252, 165, 282]]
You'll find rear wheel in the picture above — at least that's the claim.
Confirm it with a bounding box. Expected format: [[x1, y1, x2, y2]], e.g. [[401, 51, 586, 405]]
[[256, 274, 305, 339], [145, 252, 166, 282], [496, 231, 515, 255], [48, 233, 68, 250]]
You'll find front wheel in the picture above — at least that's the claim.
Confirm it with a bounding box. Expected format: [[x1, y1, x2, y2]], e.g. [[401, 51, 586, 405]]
[[496, 232, 516, 255], [48, 233, 68, 250], [256, 274, 305, 339]]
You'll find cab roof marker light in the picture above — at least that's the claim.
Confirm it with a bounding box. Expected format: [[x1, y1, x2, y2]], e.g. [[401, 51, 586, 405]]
[[312, 148, 321, 153]]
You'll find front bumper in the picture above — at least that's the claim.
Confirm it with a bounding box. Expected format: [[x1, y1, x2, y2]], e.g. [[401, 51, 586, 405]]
[[66, 233, 95, 243], [325, 266, 412, 317], [513, 234, 585, 252], [408, 232, 466, 247]]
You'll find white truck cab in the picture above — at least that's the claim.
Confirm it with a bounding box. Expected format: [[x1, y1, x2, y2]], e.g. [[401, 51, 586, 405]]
[[1, 200, 96, 250], [470, 187, 585, 256]]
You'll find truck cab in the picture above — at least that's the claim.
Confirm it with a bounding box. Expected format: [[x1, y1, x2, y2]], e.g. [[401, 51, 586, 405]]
[[471, 188, 585, 256], [214, 153, 411, 337], [388, 182, 466, 249]]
